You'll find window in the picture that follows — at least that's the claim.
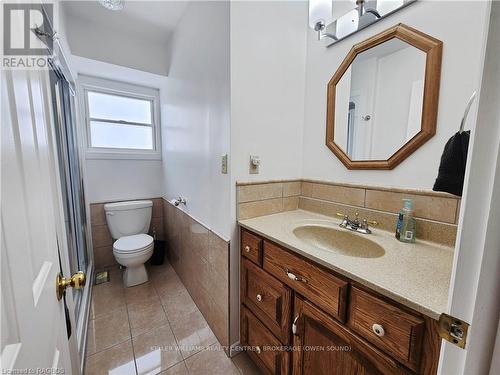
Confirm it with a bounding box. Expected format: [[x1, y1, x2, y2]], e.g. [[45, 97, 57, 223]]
[[80, 76, 161, 159]]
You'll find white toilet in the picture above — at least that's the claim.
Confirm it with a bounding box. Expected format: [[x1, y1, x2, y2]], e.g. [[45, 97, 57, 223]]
[[104, 200, 154, 287]]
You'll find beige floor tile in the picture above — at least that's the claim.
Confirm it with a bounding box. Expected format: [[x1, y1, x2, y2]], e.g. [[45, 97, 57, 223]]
[[169, 309, 218, 358], [85, 340, 136, 375], [159, 362, 189, 375], [86, 319, 96, 357], [151, 268, 182, 294], [156, 276, 188, 303], [128, 299, 169, 337], [161, 289, 198, 323], [91, 281, 126, 319], [100, 267, 125, 288], [92, 306, 131, 353], [185, 345, 239, 375], [125, 282, 159, 305], [231, 352, 263, 375], [132, 323, 183, 375]]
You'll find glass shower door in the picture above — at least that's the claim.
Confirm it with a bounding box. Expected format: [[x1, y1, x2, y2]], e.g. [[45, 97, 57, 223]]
[[49, 65, 90, 320]]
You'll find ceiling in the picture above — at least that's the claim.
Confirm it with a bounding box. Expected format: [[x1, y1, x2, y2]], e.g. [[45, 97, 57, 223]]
[[62, 1, 188, 44], [61, 1, 189, 75]]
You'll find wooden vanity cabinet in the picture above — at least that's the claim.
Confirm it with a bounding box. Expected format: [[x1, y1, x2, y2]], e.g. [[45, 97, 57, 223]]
[[239, 228, 441, 375], [292, 296, 410, 375]]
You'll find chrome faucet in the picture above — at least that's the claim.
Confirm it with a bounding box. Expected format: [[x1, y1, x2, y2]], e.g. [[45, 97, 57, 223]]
[[336, 212, 378, 234], [173, 197, 187, 206]]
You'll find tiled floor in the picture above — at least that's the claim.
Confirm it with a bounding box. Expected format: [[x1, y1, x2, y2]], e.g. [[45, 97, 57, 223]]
[[85, 263, 261, 375]]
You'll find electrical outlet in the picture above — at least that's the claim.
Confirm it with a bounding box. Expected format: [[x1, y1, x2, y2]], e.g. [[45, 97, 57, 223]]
[[249, 155, 260, 174], [221, 154, 228, 174]]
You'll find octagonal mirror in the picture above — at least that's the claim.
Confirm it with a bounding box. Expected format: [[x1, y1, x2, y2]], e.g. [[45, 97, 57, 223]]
[[326, 23, 442, 169]]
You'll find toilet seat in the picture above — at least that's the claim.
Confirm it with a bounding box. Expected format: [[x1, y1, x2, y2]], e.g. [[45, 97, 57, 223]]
[[113, 234, 153, 254]]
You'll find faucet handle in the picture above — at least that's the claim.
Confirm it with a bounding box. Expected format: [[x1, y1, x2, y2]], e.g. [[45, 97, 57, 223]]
[[353, 212, 360, 225], [336, 212, 348, 218], [361, 218, 378, 230]]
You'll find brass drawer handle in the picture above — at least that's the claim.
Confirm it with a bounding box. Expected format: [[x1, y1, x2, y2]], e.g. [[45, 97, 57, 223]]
[[285, 268, 308, 284], [244, 245, 251, 253], [372, 323, 385, 337], [255, 346, 262, 354], [256, 294, 262, 302]]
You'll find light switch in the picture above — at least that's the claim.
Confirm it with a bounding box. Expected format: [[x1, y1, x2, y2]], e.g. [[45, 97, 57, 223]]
[[249, 155, 260, 174], [221, 154, 228, 174]]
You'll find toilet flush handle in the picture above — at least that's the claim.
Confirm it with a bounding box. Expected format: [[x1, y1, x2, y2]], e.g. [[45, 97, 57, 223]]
[[106, 212, 115, 216]]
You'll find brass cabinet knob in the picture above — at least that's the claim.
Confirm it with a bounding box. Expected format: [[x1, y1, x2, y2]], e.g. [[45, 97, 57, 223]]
[[256, 294, 262, 302], [244, 245, 251, 253], [372, 323, 385, 337], [56, 271, 86, 301]]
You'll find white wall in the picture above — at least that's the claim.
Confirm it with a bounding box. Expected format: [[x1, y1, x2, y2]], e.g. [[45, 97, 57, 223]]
[[229, 0, 308, 351], [302, 0, 491, 189], [70, 56, 167, 203], [230, 1, 308, 183], [161, 1, 231, 238]]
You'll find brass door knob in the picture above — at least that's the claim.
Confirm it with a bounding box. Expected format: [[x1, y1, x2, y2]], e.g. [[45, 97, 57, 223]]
[[56, 271, 86, 300]]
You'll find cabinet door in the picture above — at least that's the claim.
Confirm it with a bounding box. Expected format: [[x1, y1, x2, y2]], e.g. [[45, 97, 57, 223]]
[[292, 296, 410, 375], [241, 259, 292, 343], [241, 306, 290, 375]]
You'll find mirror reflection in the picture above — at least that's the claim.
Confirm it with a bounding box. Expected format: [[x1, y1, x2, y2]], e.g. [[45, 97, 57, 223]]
[[334, 38, 426, 160]]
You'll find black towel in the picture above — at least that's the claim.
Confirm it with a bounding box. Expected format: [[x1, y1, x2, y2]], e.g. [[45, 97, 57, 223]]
[[433, 131, 470, 196]]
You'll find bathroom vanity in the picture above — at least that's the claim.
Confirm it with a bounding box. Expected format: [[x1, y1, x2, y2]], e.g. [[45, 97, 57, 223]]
[[238, 210, 453, 375]]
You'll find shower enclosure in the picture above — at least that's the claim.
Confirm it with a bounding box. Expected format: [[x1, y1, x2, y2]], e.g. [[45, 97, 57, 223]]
[[48, 55, 92, 368]]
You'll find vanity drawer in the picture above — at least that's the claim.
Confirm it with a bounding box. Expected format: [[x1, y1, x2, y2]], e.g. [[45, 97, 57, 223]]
[[241, 259, 292, 343], [348, 286, 425, 371], [241, 306, 290, 375], [263, 240, 348, 322], [241, 229, 263, 266]]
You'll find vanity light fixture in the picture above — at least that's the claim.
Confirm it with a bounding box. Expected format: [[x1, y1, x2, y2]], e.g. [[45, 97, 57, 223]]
[[311, 0, 416, 47], [98, 0, 124, 11], [309, 0, 338, 41]]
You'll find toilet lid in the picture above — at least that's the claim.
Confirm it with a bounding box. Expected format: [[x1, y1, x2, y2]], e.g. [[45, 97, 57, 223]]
[[113, 234, 153, 254]]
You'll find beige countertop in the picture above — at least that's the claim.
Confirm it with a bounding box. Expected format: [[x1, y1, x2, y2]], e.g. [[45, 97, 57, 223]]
[[239, 209, 454, 320]]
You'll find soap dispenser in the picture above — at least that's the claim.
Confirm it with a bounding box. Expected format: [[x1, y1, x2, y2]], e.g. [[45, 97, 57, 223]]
[[398, 199, 416, 243]]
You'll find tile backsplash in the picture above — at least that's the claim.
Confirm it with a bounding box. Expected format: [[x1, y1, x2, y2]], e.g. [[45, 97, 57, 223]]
[[237, 179, 460, 247], [237, 180, 301, 220], [90, 198, 164, 270]]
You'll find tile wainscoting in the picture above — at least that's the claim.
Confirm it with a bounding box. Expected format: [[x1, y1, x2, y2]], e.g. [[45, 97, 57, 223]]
[[163, 199, 230, 349], [89, 197, 230, 350], [237, 179, 460, 247], [90, 198, 165, 270]]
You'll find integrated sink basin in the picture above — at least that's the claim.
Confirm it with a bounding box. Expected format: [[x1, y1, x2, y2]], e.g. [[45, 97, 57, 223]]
[[292, 224, 385, 258]]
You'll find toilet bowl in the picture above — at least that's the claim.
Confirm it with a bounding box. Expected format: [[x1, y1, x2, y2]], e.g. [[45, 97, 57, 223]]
[[104, 200, 154, 287], [113, 233, 154, 287]]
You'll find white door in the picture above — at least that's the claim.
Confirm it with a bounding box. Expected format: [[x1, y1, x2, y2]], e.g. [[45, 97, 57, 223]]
[[1, 68, 77, 372], [439, 2, 500, 374]]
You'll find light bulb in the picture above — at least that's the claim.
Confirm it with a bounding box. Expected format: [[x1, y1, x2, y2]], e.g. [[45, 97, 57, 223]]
[[309, 0, 332, 29]]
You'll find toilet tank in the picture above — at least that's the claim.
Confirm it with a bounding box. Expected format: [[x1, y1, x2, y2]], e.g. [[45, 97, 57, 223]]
[[104, 200, 153, 239]]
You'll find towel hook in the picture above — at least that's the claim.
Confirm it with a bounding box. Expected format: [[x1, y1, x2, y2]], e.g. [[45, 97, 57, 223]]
[[459, 91, 477, 134]]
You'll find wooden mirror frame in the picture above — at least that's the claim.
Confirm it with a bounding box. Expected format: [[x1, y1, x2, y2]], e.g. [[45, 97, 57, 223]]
[[326, 23, 443, 170]]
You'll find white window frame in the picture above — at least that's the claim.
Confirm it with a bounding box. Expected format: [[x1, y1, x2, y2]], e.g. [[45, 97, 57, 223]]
[[79, 75, 161, 160]]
